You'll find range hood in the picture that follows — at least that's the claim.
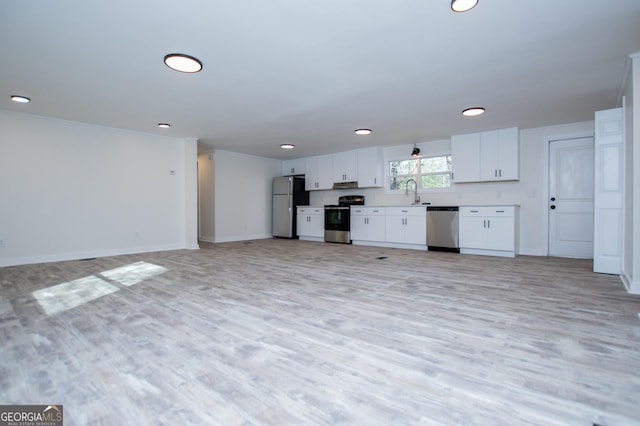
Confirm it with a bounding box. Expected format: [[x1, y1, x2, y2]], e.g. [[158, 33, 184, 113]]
[[332, 181, 359, 189]]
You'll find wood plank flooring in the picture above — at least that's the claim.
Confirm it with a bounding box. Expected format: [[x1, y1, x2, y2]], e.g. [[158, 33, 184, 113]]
[[1, 239, 640, 425]]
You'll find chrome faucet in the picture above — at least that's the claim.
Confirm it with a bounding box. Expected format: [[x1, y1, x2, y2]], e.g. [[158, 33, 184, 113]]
[[405, 179, 420, 205]]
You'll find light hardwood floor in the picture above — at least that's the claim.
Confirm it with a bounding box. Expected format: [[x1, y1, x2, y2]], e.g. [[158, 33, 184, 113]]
[[1, 239, 640, 425]]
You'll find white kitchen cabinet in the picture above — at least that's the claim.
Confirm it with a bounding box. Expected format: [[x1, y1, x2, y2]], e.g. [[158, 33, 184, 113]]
[[282, 158, 306, 176], [350, 207, 385, 242], [305, 155, 333, 190], [384, 206, 427, 248], [333, 150, 358, 183], [296, 207, 324, 241], [479, 127, 519, 181], [451, 127, 519, 183], [357, 147, 384, 188], [451, 132, 481, 183], [459, 206, 519, 257]]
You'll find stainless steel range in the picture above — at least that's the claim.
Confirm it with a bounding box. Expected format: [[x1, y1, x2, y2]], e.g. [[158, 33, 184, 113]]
[[324, 195, 365, 244]]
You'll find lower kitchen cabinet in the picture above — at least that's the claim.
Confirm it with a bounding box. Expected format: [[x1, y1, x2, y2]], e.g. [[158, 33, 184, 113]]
[[296, 207, 324, 241], [459, 206, 519, 257], [350, 207, 385, 242], [384, 207, 427, 249]]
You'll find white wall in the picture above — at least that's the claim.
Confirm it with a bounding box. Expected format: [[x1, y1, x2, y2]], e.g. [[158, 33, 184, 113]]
[[198, 152, 216, 243], [622, 53, 640, 293], [213, 150, 281, 242], [308, 121, 595, 256], [0, 110, 196, 266]]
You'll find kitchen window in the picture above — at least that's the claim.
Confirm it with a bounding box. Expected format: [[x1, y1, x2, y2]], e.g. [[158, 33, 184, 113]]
[[389, 155, 452, 191]]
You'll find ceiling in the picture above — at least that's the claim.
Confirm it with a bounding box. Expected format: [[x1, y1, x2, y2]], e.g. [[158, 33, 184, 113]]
[[1, 1, 639, 159]]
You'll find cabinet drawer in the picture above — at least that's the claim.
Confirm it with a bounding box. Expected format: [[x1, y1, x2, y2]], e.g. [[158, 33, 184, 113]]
[[298, 207, 324, 215], [461, 206, 515, 217], [385, 206, 426, 216], [351, 207, 385, 216]]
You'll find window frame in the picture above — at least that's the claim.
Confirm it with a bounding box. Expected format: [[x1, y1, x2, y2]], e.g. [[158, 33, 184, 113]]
[[387, 153, 453, 193]]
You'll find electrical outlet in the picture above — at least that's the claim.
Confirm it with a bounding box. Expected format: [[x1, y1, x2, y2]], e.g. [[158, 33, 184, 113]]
[[135, 232, 140, 239], [0, 239, 5, 247]]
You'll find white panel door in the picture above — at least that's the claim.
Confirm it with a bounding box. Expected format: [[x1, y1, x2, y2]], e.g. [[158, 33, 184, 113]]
[[548, 137, 594, 258], [594, 108, 623, 274]]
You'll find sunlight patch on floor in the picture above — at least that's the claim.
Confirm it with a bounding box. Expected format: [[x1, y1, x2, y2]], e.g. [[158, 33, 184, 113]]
[[32, 261, 169, 315], [32, 275, 119, 315], [100, 261, 168, 286]]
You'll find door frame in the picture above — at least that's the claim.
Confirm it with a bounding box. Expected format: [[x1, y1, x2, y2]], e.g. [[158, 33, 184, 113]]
[[543, 131, 594, 256]]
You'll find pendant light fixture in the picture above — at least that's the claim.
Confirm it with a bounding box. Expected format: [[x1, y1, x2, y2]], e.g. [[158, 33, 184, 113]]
[[411, 144, 421, 157], [451, 0, 478, 12]]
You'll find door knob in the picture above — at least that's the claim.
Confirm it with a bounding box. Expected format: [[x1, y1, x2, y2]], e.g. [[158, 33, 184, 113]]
[[550, 205, 556, 210]]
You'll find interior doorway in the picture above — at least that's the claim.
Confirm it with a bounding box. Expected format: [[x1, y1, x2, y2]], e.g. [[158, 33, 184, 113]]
[[548, 137, 594, 258]]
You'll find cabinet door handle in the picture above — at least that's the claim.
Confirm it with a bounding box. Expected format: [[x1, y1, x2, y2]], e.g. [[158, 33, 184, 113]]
[[483, 220, 486, 228], [495, 169, 498, 177], [499, 169, 502, 177], [496, 210, 505, 213], [487, 220, 491, 228], [470, 210, 479, 213]]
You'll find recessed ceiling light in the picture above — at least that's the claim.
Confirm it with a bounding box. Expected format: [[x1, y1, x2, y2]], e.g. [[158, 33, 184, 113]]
[[451, 0, 478, 12], [280, 144, 295, 149], [158, 123, 171, 128], [164, 53, 203, 73], [10, 95, 30, 103], [462, 107, 485, 117], [354, 129, 372, 135]]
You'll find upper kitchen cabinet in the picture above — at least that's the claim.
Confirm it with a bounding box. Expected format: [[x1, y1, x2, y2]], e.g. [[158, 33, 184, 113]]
[[357, 147, 384, 188], [450, 133, 481, 182], [333, 150, 358, 183], [451, 127, 519, 183], [480, 127, 519, 181], [282, 158, 306, 176], [305, 154, 333, 190]]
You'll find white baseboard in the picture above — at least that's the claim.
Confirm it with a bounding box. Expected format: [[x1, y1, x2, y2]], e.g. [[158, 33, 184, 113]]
[[214, 234, 273, 243], [518, 248, 547, 256], [460, 248, 515, 258], [621, 271, 640, 295], [299, 236, 324, 242], [0, 243, 188, 268]]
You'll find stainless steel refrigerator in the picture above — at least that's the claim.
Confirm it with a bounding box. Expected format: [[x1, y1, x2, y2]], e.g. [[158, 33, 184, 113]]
[[272, 176, 309, 238]]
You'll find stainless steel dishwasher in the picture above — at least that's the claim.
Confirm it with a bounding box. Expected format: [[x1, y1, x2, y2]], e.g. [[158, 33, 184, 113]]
[[426, 206, 460, 252]]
